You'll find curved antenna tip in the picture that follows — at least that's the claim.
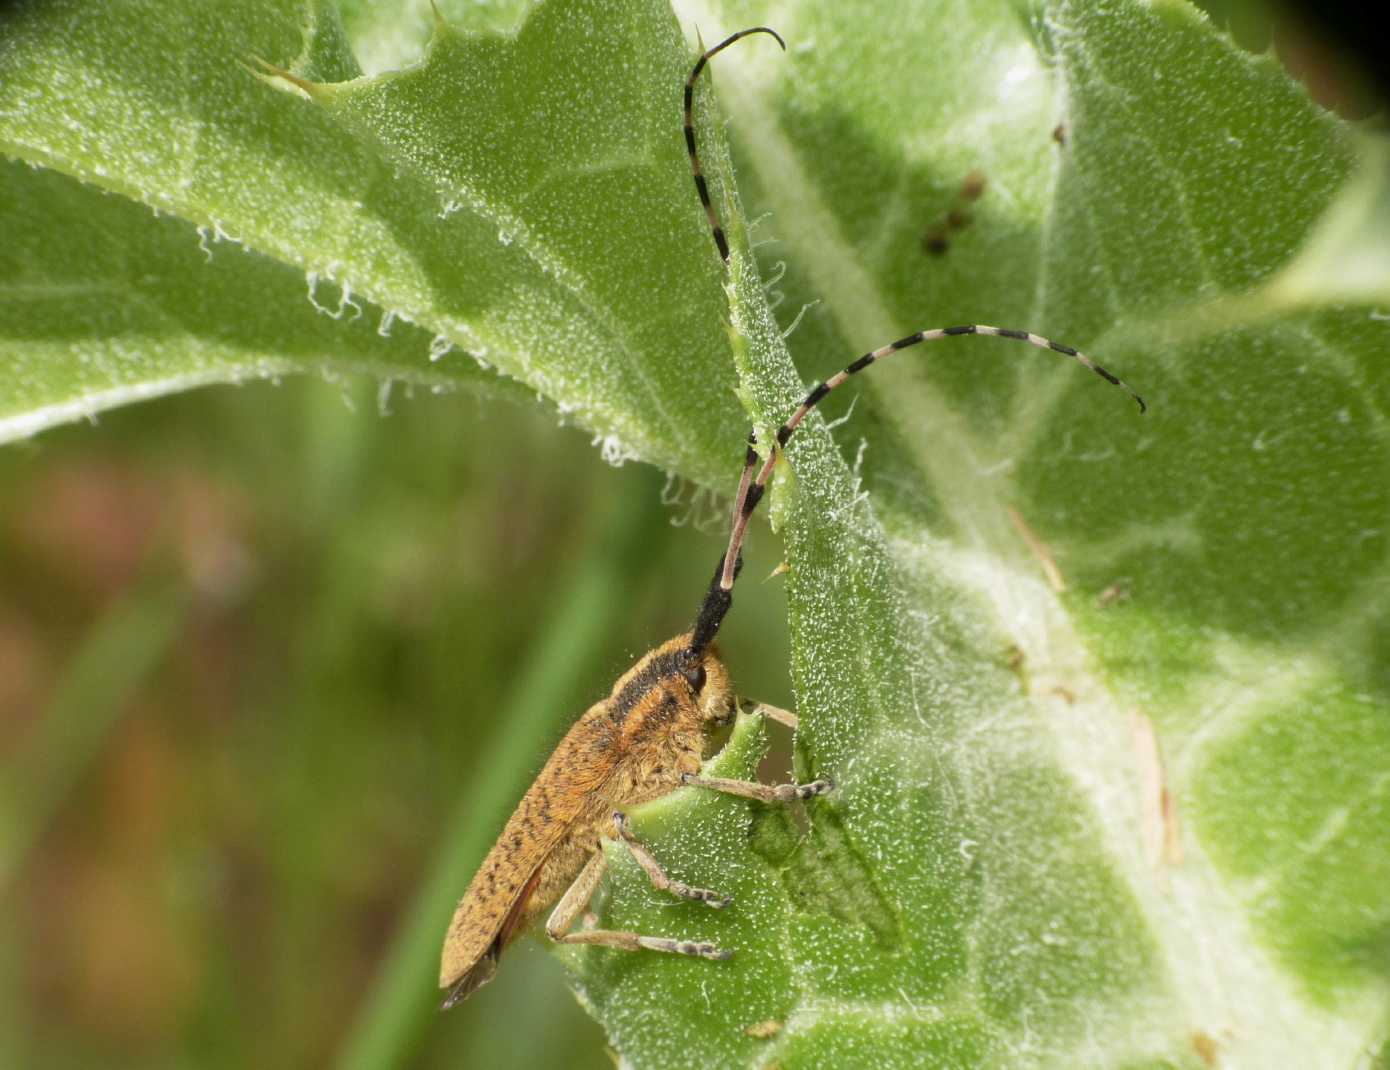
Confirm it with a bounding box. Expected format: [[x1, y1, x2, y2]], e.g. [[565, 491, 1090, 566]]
[[752, 26, 788, 50]]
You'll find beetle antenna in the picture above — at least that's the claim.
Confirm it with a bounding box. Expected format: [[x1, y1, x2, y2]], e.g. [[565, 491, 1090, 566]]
[[679, 29, 1145, 657], [684, 26, 786, 262], [687, 327, 1144, 653]]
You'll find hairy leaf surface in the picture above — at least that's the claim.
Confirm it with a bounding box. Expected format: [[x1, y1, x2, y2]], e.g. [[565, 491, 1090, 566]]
[[2, 0, 1387, 1066]]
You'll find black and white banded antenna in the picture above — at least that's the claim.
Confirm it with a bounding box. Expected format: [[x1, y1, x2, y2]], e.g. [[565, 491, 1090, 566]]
[[684, 26, 786, 263], [681, 28, 1145, 657]]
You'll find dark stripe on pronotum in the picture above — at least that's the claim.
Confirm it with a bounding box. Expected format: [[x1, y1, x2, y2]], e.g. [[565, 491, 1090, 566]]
[[610, 650, 683, 724]]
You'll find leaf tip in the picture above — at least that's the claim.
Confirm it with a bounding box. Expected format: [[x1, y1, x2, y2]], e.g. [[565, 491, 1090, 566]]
[[243, 55, 334, 103]]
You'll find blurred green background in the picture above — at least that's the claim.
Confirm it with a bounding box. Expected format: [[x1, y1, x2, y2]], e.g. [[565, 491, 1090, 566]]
[[0, 376, 791, 1068]]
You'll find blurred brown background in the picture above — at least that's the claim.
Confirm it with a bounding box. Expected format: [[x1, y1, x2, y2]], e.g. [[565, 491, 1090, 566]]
[[0, 377, 791, 1068]]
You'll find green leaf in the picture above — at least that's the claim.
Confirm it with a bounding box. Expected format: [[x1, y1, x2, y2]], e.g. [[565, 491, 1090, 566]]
[[0, 158, 527, 440], [0, 1, 527, 441], [3, 0, 1388, 1067], [0, 0, 747, 481], [565, 0, 1390, 1065]]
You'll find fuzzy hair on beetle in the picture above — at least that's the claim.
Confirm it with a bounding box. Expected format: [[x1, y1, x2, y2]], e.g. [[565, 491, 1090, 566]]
[[438, 26, 1144, 1009]]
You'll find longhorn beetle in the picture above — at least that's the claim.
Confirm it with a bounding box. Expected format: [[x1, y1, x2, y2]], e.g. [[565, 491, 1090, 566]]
[[438, 26, 1145, 1009]]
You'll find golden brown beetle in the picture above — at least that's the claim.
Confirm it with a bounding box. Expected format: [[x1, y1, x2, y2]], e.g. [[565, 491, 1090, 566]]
[[438, 25, 1143, 1008]]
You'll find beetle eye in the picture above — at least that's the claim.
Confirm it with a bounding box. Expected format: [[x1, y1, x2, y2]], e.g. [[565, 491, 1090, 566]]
[[684, 665, 707, 693]]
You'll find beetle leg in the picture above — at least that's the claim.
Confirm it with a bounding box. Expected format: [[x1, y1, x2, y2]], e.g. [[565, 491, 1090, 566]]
[[682, 772, 835, 803], [545, 849, 731, 961], [743, 701, 799, 730], [545, 850, 607, 939], [611, 812, 732, 908]]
